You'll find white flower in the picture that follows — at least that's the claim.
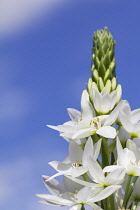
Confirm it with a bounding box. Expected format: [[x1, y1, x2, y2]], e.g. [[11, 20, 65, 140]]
[[119, 106, 140, 138], [48, 90, 117, 140], [92, 87, 118, 114], [67, 157, 125, 188], [47, 137, 101, 180], [36, 175, 121, 210], [103, 100, 128, 126], [116, 137, 140, 176]]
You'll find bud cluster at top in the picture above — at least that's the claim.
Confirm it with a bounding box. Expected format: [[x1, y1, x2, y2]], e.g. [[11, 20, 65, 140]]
[[87, 27, 121, 95]]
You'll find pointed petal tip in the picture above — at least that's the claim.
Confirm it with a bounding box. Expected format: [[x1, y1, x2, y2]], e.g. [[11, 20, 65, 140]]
[[42, 175, 50, 179], [47, 124, 54, 128], [36, 194, 42, 198]]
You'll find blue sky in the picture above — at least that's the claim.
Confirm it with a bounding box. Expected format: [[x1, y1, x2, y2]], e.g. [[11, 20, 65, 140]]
[[1, 1, 140, 209]]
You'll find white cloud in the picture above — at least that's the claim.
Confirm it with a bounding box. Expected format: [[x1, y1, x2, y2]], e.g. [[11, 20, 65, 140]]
[[0, 157, 91, 210], [0, 0, 114, 38], [0, 158, 32, 207], [0, 0, 71, 38], [0, 157, 69, 210]]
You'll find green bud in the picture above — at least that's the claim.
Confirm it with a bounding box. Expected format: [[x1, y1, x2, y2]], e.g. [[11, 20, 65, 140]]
[[111, 77, 117, 91], [87, 78, 93, 102], [98, 61, 106, 78], [87, 27, 121, 96], [94, 56, 100, 68], [97, 77, 104, 92], [103, 49, 111, 69], [105, 80, 111, 93], [92, 69, 99, 83], [92, 82, 98, 90], [116, 84, 122, 104], [87, 78, 92, 92], [104, 67, 112, 83]]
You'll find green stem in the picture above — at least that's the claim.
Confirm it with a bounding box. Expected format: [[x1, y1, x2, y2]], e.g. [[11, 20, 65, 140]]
[[101, 137, 110, 168], [81, 204, 85, 210], [128, 202, 133, 210], [123, 175, 132, 208], [127, 177, 138, 200], [107, 194, 115, 210], [103, 198, 107, 209]]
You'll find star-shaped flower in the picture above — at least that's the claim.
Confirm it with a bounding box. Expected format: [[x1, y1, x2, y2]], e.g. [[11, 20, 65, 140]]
[[48, 90, 117, 140], [37, 175, 121, 210], [47, 137, 101, 180]]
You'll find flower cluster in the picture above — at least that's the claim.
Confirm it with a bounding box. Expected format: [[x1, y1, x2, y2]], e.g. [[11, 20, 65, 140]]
[[37, 27, 140, 210]]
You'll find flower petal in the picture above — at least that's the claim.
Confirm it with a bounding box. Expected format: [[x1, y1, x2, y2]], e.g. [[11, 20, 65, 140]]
[[104, 100, 126, 126], [47, 124, 76, 133], [71, 167, 88, 177], [88, 156, 104, 183], [75, 187, 93, 203], [93, 89, 101, 113], [49, 161, 71, 172], [127, 139, 140, 160], [81, 90, 95, 119], [67, 108, 81, 121], [93, 138, 102, 160], [69, 205, 82, 210], [63, 176, 84, 192], [110, 90, 117, 109], [104, 167, 125, 185], [69, 142, 83, 163], [72, 128, 95, 139], [100, 93, 112, 114], [42, 175, 65, 195], [65, 176, 98, 188], [116, 137, 127, 166], [36, 194, 73, 206], [60, 132, 75, 139], [82, 137, 94, 167], [96, 126, 116, 138], [39, 199, 62, 206], [119, 111, 133, 133], [89, 185, 122, 203], [87, 202, 103, 210], [127, 165, 140, 176], [129, 108, 140, 124]]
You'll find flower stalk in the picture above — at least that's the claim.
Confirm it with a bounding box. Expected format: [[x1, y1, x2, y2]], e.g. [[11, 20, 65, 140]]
[[81, 204, 85, 210], [123, 175, 133, 208], [37, 27, 140, 210]]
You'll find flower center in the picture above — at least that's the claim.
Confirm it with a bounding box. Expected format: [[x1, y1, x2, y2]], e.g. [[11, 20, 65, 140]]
[[130, 160, 140, 166], [72, 160, 82, 167], [90, 117, 101, 129], [69, 188, 79, 201]]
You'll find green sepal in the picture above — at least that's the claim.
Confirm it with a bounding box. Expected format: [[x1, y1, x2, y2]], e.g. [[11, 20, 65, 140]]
[[105, 80, 111, 93], [97, 77, 104, 92], [103, 49, 111, 69], [94, 55, 100, 68], [92, 82, 98, 90], [104, 68, 112, 83], [111, 77, 117, 90], [101, 138, 110, 168], [92, 69, 99, 82], [98, 61, 106, 78]]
